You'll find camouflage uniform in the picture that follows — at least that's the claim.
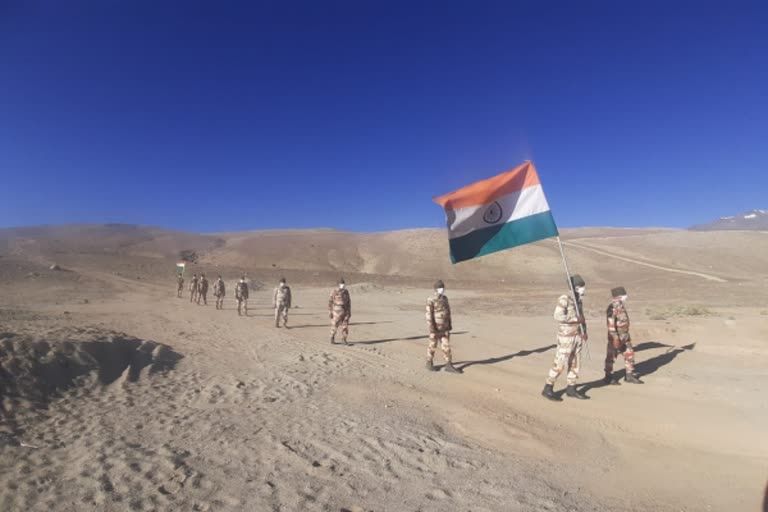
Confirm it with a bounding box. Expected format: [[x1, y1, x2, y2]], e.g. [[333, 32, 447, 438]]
[[189, 275, 198, 303], [177, 275, 184, 298], [235, 279, 249, 316], [605, 286, 642, 384], [197, 275, 209, 305], [273, 280, 291, 327], [542, 275, 588, 401], [425, 280, 460, 373], [213, 277, 226, 309], [329, 279, 351, 344], [546, 294, 585, 386]]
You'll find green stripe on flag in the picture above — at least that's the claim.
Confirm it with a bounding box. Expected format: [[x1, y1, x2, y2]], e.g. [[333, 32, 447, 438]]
[[448, 211, 559, 263]]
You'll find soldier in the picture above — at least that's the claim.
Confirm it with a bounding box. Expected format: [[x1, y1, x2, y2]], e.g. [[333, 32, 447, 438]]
[[425, 280, 460, 374], [235, 276, 249, 316], [542, 275, 588, 401], [176, 273, 184, 298], [272, 277, 292, 328], [328, 277, 351, 345], [213, 275, 226, 309], [189, 274, 198, 303], [605, 286, 643, 384], [197, 273, 209, 305]]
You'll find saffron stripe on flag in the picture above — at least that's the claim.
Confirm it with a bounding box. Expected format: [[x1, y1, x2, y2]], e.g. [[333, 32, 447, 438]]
[[448, 210, 559, 263], [433, 161, 541, 210]]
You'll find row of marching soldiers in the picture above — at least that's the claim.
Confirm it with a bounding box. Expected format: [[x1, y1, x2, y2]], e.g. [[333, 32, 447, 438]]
[[176, 272, 644, 393], [177, 273, 295, 327]]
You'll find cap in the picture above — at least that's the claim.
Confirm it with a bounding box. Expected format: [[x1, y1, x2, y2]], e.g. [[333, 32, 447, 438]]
[[338, 277, 345, 284], [611, 286, 627, 297], [571, 274, 586, 288], [434, 280, 445, 289]]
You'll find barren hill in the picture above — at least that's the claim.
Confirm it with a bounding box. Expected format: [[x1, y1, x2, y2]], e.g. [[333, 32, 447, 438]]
[[2, 223, 767, 304], [690, 209, 768, 231]]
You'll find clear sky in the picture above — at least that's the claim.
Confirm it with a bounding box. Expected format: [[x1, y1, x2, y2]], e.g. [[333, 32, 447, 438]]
[[1, 1, 766, 232]]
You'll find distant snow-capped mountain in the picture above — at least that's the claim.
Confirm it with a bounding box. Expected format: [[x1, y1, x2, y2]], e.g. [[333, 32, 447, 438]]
[[690, 209, 768, 231]]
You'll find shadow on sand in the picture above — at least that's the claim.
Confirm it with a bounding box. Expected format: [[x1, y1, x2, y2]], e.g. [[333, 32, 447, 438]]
[[352, 331, 469, 346], [454, 344, 556, 372], [575, 341, 696, 397], [289, 320, 394, 329]]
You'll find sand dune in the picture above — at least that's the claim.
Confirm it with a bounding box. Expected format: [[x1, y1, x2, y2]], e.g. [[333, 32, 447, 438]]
[[1, 225, 767, 511]]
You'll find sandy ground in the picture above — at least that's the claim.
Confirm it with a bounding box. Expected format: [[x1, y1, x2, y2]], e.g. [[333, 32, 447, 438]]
[[1, 227, 767, 511]]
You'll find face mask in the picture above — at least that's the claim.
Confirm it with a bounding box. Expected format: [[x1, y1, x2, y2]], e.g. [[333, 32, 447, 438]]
[[436, 288, 445, 295], [280, 283, 285, 288], [339, 284, 345, 289], [617, 295, 628, 303], [576, 286, 586, 296]]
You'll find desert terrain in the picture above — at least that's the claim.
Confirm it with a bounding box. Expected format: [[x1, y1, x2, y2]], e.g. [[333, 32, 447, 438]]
[[0, 224, 766, 511]]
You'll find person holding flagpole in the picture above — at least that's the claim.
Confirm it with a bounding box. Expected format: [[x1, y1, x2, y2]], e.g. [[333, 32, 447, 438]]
[[542, 275, 589, 401]]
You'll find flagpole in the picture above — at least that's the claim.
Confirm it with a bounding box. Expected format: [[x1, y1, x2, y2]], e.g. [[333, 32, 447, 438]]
[[555, 236, 590, 360]]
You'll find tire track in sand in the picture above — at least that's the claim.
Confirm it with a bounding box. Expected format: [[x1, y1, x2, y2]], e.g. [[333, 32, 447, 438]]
[[562, 241, 727, 282]]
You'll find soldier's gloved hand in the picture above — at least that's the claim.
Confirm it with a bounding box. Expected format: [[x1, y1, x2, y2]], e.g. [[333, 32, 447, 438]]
[[582, 333, 589, 342]]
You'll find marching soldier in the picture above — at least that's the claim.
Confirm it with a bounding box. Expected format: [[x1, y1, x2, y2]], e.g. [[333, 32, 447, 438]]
[[235, 276, 249, 316], [542, 275, 588, 401], [189, 274, 198, 303], [273, 277, 292, 328], [605, 286, 643, 384], [213, 275, 226, 309], [176, 273, 184, 298], [197, 273, 209, 305], [328, 277, 351, 345], [425, 280, 460, 374]]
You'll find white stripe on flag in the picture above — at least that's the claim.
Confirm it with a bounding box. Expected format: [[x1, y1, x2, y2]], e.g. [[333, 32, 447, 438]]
[[446, 184, 552, 239]]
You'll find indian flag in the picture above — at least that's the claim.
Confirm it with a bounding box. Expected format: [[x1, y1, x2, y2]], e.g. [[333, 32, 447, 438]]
[[433, 161, 559, 263], [176, 261, 186, 274]]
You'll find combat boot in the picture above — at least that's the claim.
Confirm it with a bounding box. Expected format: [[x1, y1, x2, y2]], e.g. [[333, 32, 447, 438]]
[[565, 385, 588, 400], [625, 373, 644, 384], [425, 360, 438, 372], [342, 337, 350, 346], [443, 363, 461, 374], [541, 384, 561, 401], [603, 372, 620, 385], [330, 335, 336, 345]]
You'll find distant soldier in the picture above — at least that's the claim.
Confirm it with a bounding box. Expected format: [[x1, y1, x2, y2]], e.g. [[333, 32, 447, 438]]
[[197, 273, 209, 305], [235, 276, 249, 316], [605, 286, 643, 384], [425, 280, 460, 373], [542, 275, 588, 401], [189, 274, 198, 303], [328, 277, 351, 345], [213, 275, 226, 309], [272, 277, 292, 328], [176, 274, 184, 298]]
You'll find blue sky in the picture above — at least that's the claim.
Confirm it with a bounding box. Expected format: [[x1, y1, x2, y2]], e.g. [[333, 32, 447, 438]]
[[1, 1, 766, 232]]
